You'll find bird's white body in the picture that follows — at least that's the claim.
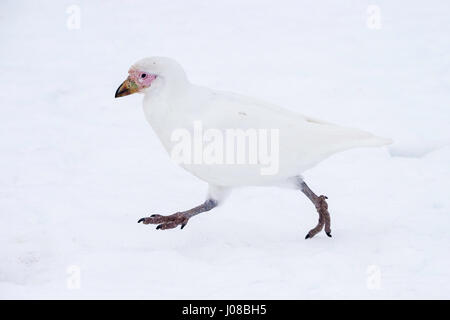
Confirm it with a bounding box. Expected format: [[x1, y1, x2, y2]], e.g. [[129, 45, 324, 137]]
[[115, 57, 392, 235], [137, 58, 390, 189]]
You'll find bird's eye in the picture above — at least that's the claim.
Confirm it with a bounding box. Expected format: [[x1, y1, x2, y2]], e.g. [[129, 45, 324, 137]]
[[141, 73, 147, 78]]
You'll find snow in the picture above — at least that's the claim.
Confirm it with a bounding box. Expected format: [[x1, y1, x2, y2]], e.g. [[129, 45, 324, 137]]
[[1, 0, 449, 299]]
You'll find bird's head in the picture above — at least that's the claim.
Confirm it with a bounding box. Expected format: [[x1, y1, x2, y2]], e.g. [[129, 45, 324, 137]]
[[115, 56, 187, 98]]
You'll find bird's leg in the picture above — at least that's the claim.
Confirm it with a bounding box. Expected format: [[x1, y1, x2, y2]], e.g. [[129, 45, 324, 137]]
[[137, 199, 218, 230], [299, 180, 332, 239]]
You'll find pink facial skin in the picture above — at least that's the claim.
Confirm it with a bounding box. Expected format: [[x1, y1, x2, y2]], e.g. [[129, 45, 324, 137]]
[[128, 69, 157, 89]]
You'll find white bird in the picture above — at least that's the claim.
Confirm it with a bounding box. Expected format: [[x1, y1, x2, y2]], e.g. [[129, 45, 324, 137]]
[[115, 57, 391, 239]]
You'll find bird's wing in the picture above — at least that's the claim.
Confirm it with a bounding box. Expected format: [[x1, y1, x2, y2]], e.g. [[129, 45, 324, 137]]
[[195, 88, 391, 171]]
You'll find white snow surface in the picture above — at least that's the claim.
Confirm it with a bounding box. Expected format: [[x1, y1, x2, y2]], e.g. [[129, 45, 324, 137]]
[[0, 0, 449, 299]]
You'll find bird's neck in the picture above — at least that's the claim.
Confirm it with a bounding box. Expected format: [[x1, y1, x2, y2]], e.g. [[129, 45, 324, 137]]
[[146, 75, 190, 101], [142, 77, 192, 127]]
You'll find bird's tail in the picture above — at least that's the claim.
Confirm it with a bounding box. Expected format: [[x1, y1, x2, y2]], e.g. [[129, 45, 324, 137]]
[[356, 135, 393, 148], [332, 129, 393, 153]]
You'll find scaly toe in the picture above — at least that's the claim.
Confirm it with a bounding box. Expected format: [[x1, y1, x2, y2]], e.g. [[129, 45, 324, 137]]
[[138, 217, 157, 224]]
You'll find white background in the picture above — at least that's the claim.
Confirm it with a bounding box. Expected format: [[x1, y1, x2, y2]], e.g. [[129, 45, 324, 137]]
[[0, 0, 449, 298]]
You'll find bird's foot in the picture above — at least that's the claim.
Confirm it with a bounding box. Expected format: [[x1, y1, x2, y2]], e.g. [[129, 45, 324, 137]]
[[138, 212, 189, 230], [305, 195, 332, 239]]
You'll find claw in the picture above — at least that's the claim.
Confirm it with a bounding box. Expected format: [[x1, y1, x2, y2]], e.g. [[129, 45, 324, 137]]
[[138, 212, 190, 230], [305, 233, 311, 239], [326, 232, 332, 237]]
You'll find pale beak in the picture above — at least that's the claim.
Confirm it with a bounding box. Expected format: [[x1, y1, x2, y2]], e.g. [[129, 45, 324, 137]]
[[115, 77, 139, 98]]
